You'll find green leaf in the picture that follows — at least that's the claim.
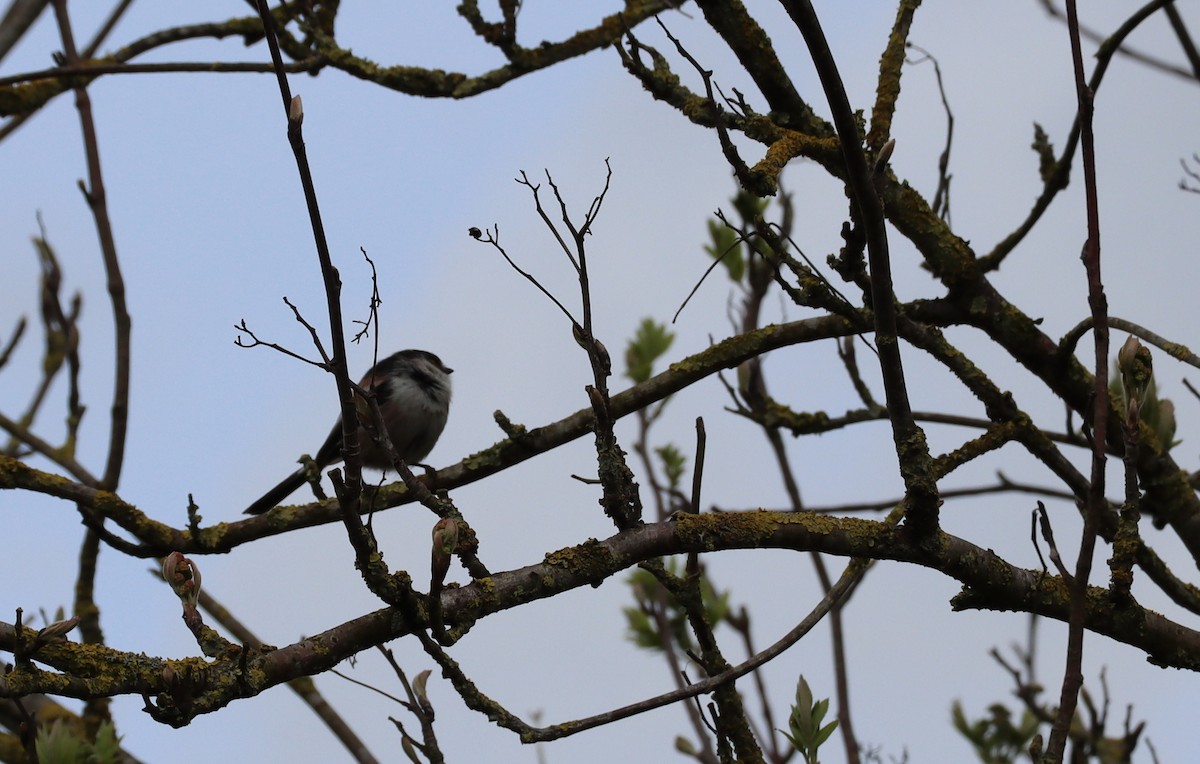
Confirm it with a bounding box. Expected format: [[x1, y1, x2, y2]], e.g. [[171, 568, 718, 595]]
[[654, 444, 687, 489], [813, 697, 830, 726], [622, 605, 663, 650], [88, 722, 122, 764], [780, 729, 802, 751], [36, 723, 87, 764], [813, 720, 838, 749], [732, 189, 769, 225], [950, 700, 1039, 764], [704, 219, 745, 282], [794, 677, 815, 736], [624, 318, 675, 383], [782, 676, 839, 763]]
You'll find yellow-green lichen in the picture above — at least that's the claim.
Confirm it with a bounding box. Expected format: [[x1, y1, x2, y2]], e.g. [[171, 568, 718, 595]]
[[542, 538, 616, 584]]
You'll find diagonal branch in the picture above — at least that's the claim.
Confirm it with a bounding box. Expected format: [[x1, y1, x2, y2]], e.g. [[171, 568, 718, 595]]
[[981, 0, 1174, 270]]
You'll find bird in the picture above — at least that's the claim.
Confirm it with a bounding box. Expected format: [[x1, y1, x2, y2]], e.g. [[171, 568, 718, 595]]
[[243, 349, 452, 515]]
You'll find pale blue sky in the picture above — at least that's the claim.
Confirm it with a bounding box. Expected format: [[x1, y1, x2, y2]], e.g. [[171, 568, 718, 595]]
[[3, 2, 1199, 762]]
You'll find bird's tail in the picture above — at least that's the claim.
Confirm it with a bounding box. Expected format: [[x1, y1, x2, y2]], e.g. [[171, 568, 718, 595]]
[[243, 468, 309, 515]]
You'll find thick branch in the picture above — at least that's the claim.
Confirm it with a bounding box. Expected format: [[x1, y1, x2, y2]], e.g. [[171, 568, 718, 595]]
[[4, 513, 1199, 724]]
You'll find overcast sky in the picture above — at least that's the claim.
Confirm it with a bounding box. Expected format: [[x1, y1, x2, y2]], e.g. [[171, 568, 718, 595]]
[[3, 2, 1199, 762]]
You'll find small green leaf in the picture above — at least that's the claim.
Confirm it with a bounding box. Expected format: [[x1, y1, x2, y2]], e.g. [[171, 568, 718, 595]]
[[781, 676, 840, 763], [704, 219, 745, 282], [654, 444, 687, 489], [625, 318, 675, 383], [732, 189, 769, 225], [622, 605, 663, 650], [89, 722, 121, 764], [36, 723, 87, 764], [813, 720, 838, 749]]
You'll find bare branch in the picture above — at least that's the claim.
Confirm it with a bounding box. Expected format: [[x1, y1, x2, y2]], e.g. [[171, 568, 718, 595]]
[[781, 0, 940, 537]]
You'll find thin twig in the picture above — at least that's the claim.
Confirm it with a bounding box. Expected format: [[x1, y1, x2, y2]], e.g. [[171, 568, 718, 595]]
[[185, 579, 381, 764], [472, 224, 579, 326], [81, 0, 133, 59], [1038, 0, 1199, 83], [983, 0, 1173, 269], [418, 556, 868, 744], [781, 0, 940, 536], [233, 315, 327, 367], [905, 43, 954, 222], [1047, 1, 1107, 758], [689, 417, 705, 516], [1035, 501, 1072, 581], [51, 0, 131, 731], [654, 17, 761, 194], [1164, 3, 1200, 79], [378, 647, 445, 764], [51, 0, 132, 493], [251, 0, 401, 603]]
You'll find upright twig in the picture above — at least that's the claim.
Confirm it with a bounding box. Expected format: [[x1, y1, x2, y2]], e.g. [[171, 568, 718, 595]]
[[1046, 1, 1107, 760], [51, 0, 130, 734], [3, 226, 84, 463], [905, 43, 954, 222], [378, 648, 444, 764], [500, 162, 643, 530], [723, 189, 862, 764], [983, 0, 1172, 270], [780, 0, 939, 537], [251, 0, 448, 704], [627, 408, 718, 761], [50, 0, 131, 493], [252, 0, 386, 578]]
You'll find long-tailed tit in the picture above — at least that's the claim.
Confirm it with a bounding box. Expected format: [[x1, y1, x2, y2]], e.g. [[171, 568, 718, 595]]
[[243, 349, 452, 515]]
